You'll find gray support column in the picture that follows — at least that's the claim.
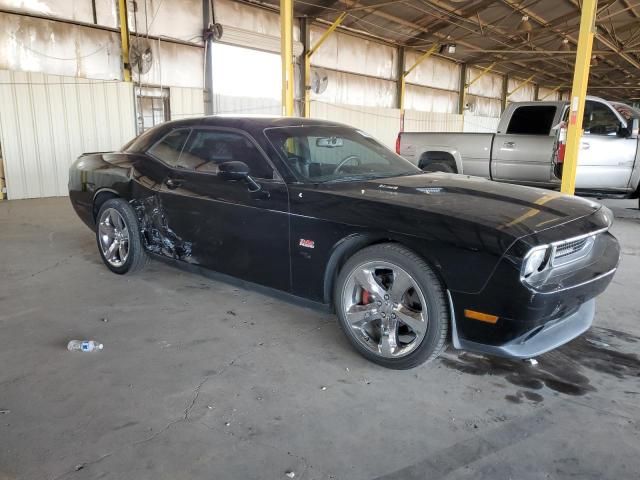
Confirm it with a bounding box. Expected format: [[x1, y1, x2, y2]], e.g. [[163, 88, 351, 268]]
[[501, 74, 508, 113], [203, 0, 214, 115], [534, 83, 540, 101], [458, 63, 467, 115], [396, 47, 405, 110], [301, 17, 311, 117]]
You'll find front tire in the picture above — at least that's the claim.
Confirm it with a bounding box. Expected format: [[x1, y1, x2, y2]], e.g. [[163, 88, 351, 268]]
[[334, 243, 449, 369], [96, 198, 147, 275]]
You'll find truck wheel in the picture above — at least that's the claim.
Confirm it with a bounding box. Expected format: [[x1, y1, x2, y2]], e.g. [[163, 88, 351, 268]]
[[334, 243, 449, 369], [422, 162, 455, 173]]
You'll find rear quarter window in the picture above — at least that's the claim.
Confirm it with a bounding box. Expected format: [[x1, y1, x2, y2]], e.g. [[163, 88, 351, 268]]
[[506, 106, 557, 135]]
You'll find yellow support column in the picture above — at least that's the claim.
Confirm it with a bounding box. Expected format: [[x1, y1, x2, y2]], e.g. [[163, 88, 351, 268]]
[[118, 0, 131, 82], [280, 0, 294, 116], [304, 13, 347, 117], [562, 0, 598, 195]]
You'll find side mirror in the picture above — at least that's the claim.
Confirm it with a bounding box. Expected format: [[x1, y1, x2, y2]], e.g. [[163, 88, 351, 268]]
[[218, 161, 260, 192], [617, 123, 631, 138], [219, 161, 250, 180]]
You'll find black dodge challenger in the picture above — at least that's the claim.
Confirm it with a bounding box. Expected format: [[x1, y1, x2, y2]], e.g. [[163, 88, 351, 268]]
[[69, 116, 620, 369]]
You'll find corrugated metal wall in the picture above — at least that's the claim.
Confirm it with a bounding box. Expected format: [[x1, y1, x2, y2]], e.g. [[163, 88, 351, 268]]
[[405, 111, 463, 132], [0, 70, 135, 200], [310, 102, 496, 148], [311, 101, 401, 149], [170, 87, 205, 120]]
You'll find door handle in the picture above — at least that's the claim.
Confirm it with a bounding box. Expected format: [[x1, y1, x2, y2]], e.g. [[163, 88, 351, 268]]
[[581, 142, 590, 150], [165, 178, 183, 189], [503, 141, 516, 149]]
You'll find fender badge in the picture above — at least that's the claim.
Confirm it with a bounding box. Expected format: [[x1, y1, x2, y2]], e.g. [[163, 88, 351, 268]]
[[299, 239, 315, 249]]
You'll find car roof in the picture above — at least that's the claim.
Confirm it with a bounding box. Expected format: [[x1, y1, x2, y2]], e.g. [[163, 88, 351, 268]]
[[158, 115, 352, 130]]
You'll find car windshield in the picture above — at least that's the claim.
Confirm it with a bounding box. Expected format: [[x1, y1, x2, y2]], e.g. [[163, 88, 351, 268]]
[[265, 125, 421, 183]]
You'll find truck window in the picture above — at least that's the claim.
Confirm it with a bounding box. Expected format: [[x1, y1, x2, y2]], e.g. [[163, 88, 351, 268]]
[[583, 102, 620, 136], [506, 106, 557, 135]]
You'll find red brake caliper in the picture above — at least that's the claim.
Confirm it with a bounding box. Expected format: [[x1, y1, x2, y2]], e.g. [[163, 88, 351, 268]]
[[361, 289, 372, 305]]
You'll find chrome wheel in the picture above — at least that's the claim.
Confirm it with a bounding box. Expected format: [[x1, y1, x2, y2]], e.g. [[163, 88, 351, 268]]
[[341, 261, 428, 358], [98, 208, 130, 268]]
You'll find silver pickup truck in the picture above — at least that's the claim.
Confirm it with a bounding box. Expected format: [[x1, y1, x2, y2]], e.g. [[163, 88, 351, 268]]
[[397, 96, 640, 203]]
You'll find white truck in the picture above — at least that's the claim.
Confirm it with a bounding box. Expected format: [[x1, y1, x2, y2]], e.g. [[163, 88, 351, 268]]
[[396, 96, 640, 204]]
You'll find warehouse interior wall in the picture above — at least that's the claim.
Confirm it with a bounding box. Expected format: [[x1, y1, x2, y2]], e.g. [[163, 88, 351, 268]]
[[0, 0, 555, 198], [0, 70, 135, 200]]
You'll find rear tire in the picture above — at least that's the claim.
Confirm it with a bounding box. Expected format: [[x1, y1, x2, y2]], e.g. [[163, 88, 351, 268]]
[[96, 198, 147, 275], [333, 243, 449, 369], [422, 162, 455, 173]]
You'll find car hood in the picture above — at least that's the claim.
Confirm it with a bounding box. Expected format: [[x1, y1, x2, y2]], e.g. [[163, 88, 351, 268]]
[[315, 173, 604, 240]]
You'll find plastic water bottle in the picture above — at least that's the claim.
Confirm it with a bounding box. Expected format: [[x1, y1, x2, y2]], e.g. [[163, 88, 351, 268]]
[[67, 340, 103, 352]]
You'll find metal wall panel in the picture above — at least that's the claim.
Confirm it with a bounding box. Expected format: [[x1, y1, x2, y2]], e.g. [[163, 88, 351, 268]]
[[0, 0, 95, 24], [404, 52, 460, 91], [463, 115, 500, 133], [214, 94, 281, 115], [466, 67, 503, 98], [404, 110, 463, 132], [170, 87, 205, 120], [215, 0, 300, 41], [310, 101, 401, 148], [507, 77, 536, 102], [310, 27, 397, 80], [131, 39, 203, 89], [538, 86, 561, 101], [311, 68, 396, 108], [466, 94, 502, 118], [0, 69, 135, 199], [405, 84, 459, 113], [129, 0, 203, 45], [0, 13, 122, 80]]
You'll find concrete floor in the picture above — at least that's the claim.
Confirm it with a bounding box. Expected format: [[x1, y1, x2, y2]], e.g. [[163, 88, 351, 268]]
[[1, 197, 639, 480]]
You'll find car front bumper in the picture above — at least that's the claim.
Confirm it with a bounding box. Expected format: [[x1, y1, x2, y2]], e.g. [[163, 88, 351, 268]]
[[449, 292, 595, 359], [447, 229, 619, 359]]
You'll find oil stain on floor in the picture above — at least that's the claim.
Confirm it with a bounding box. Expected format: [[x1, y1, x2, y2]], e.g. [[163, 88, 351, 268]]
[[440, 326, 640, 401]]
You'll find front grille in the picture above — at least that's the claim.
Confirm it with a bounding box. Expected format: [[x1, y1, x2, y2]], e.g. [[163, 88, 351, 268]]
[[555, 237, 589, 259], [551, 232, 599, 267]]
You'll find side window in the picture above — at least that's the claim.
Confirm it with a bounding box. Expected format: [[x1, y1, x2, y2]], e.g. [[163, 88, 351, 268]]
[[178, 130, 274, 179], [506, 106, 557, 135], [147, 129, 190, 166], [583, 102, 620, 136]]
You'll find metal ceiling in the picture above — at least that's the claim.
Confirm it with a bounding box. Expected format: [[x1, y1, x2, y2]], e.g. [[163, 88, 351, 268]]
[[251, 0, 640, 100]]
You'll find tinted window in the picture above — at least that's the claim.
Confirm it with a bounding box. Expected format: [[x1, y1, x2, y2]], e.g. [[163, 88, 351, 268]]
[[506, 106, 557, 135], [583, 101, 620, 136], [179, 130, 274, 179], [147, 129, 190, 166]]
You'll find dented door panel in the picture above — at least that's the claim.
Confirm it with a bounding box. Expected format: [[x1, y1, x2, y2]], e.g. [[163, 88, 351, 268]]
[[150, 171, 291, 292]]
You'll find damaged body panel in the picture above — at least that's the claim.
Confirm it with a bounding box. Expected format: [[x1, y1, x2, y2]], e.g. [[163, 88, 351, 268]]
[[132, 195, 193, 260], [68, 116, 620, 362]]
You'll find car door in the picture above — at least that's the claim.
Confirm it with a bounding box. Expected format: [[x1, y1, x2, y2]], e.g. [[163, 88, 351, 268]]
[[150, 127, 291, 292], [492, 104, 559, 186], [575, 99, 636, 190]]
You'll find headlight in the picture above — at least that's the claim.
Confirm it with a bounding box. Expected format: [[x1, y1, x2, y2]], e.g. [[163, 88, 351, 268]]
[[522, 246, 550, 278]]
